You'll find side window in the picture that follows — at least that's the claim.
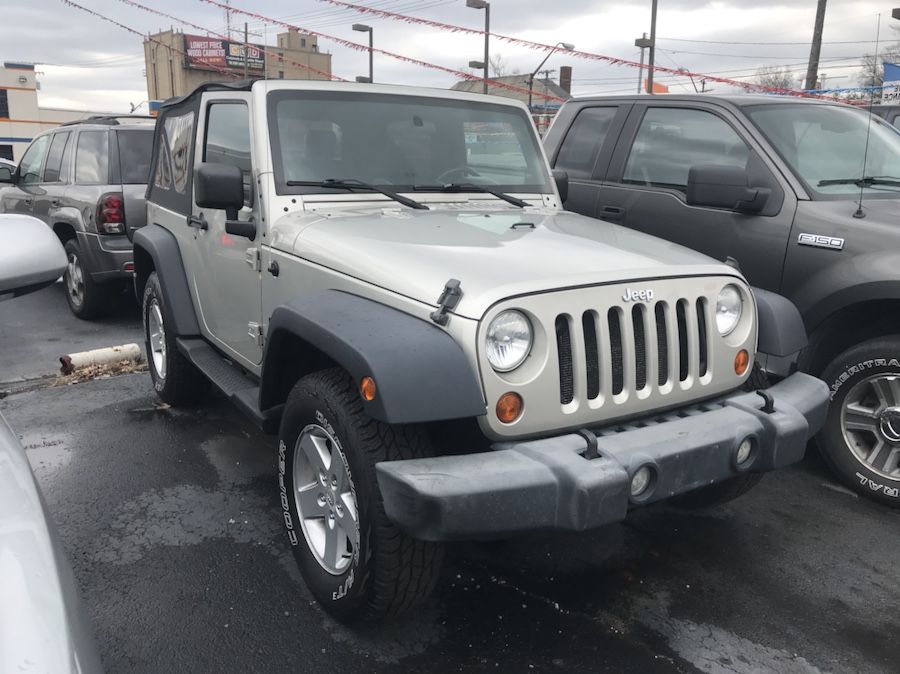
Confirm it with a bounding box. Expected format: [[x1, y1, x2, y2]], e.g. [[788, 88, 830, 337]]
[[555, 107, 617, 179], [18, 135, 50, 185], [623, 108, 750, 190], [75, 131, 110, 184], [204, 102, 252, 204], [42, 132, 70, 183]]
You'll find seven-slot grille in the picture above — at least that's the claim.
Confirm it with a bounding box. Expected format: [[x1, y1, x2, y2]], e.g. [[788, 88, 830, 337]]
[[555, 298, 710, 406]]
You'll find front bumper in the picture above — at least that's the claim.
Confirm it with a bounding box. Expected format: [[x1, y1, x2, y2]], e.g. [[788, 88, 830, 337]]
[[376, 372, 829, 541], [77, 231, 133, 282]]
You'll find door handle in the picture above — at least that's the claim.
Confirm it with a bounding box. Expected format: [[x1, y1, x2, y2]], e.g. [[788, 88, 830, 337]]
[[600, 205, 625, 220], [23, 199, 32, 206], [50, 198, 61, 207], [187, 213, 208, 230]]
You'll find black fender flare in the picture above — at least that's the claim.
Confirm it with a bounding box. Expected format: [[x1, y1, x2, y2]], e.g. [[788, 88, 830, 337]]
[[751, 287, 807, 357], [260, 291, 486, 424], [132, 224, 199, 336]]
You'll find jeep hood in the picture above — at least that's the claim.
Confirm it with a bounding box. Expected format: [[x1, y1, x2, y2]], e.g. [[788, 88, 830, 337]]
[[270, 207, 738, 319]]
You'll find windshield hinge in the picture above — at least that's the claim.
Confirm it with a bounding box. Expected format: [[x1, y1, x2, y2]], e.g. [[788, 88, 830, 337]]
[[248, 321, 265, 347], [430, 279, 462, 326], [245, 247, 261, 272]]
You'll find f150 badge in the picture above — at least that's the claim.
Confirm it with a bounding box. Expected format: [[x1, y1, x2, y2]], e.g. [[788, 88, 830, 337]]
[[622, 288, 654, 302], [798, 233, 844, 250]]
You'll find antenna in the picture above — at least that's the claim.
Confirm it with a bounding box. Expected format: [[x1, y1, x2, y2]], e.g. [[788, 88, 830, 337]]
[[855, 12, 881, 219]]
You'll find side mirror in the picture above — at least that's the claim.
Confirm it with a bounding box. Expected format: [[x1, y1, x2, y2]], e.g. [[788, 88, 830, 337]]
[[195, 162, 245, 221], [0, 166, 13, 183], [552, 169, 569, 203], [0, 214, 67, 300], [686, 164, 771, 214]]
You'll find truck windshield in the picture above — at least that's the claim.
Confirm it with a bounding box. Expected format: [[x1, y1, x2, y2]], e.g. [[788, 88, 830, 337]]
[[267, 90, 552, 196], [745, 103, 900, 199]]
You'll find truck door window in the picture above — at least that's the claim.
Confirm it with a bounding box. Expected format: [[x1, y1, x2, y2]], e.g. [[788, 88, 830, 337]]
[[75, 131, 109, 184], [18, 135, 50, 185], [42, 132, 70, 183], [554, 107, 616, 178], [622, 108, 749, 190], [204, 103, 252, 204]]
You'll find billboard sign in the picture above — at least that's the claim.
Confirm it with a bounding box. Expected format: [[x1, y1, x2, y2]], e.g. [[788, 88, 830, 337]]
[[183, 34, 265, 72], [883, 62, 900, 102]]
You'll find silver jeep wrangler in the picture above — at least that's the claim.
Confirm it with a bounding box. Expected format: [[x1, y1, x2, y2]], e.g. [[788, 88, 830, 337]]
[[134, 80, 829, 622]]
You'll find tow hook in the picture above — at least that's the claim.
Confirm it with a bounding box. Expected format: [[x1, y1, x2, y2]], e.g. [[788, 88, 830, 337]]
[[756, 390, 776, 414]]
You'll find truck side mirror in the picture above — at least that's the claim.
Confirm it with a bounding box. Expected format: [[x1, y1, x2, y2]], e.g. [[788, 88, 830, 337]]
[[195, 162, 245, 221], [0, 166, 14, 183], [552, 169, 569, 203], [686, 164, 771, 214], [0, 214, 67, 300]]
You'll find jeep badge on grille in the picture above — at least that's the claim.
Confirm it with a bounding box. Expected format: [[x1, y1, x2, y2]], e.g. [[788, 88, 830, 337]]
[[622, 288, 654, 302]]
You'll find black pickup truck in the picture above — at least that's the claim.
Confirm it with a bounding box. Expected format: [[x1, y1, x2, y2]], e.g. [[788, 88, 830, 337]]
[[545, 94, 900, 508]]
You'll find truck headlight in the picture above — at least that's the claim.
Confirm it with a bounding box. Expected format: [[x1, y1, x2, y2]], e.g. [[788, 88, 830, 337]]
[[486, 310, 532, 372], [716, 284, 743, 336]]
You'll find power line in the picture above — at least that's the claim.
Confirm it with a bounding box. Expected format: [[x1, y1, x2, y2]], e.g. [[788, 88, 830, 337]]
[[658, 36, 880, 46]]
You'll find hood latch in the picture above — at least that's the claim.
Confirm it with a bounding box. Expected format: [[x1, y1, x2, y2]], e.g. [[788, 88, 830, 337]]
[[430, 279, 462, 326]]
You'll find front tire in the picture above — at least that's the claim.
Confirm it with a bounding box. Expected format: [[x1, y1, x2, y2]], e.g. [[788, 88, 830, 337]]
[[142, 271, 209, 406], [819, 337, 900, 509], [279, 368, 444, 622]]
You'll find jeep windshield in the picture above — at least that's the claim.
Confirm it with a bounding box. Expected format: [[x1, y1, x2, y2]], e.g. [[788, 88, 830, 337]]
[[745, 103, 900, 200], [267, 90, 552, 198]]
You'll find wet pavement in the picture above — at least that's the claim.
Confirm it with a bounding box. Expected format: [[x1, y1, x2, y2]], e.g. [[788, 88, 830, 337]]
[[2, 371, 897, 673], [2, 287, 898, 673]]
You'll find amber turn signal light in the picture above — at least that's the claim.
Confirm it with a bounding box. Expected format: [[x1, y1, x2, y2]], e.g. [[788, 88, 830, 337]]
[[360, 376, 377, 401], [734, 349, 750, 376], [496, 392, 524, 424]]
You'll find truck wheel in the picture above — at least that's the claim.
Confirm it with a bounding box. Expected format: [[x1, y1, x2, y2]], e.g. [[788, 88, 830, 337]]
[[819, 337, 900, 509], [672, 473, 763, 508], [63, 239, 110, 319], [142, 271, 209, 406], [278, 368, 444, 622]]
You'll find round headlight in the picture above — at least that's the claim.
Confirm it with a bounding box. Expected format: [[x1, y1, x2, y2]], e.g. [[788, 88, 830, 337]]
[[486, 310, 532, 372], [716, 284, 743, 336]]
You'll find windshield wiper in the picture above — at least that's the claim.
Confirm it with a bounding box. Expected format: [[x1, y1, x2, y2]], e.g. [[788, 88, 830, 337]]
[[413, 182, 529, 208], [818, 176, 900, 188], [285, 178, 429, 210]]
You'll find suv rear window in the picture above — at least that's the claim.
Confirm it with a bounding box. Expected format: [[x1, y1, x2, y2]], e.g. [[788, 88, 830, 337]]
[[117, 130, 153, 184]]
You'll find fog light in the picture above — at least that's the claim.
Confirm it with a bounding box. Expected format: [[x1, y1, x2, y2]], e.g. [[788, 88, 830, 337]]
[[736, 438, 753, 465], [631, 465, 652, 497], [496, 392, 524, 424]]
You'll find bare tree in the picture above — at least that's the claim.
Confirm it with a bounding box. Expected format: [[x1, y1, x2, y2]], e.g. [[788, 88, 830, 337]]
[[754, 66, 797, 90], [857, 26, 900, 89], [489, 54, 519, 78]]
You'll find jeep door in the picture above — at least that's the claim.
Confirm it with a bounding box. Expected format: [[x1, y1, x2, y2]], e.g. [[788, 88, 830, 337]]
[[586, 101, 795, 292], [188, 95, 263, 366], [0, 134, 50, 216]]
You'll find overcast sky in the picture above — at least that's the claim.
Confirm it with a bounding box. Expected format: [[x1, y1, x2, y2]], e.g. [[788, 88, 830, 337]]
[[4, 0, 892, 112]]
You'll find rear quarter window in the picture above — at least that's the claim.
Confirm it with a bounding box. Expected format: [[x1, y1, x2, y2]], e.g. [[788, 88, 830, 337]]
[[75, 131, 109, 184], [117, 130, 154, 184]]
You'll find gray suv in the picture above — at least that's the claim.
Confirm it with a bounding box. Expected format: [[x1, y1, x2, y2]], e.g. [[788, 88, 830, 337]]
[[134, 80, 828, 621], [0, 116, 154, 318]]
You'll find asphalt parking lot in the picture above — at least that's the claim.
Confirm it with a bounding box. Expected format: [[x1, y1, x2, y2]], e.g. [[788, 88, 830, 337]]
[[2, 286, 898, 674]]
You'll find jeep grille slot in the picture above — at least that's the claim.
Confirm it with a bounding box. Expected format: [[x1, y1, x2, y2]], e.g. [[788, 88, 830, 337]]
[[655, 302, 669, 386], [582, 311, 600, 400], [608, 308, 624, 395], [556, 315, 575, 405], [632, 305, 647, 391], [696, 298, 708, 377], [676, 300, 689, 382]]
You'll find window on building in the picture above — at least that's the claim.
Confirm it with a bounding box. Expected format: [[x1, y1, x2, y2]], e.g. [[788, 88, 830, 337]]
[[554, 107, 617, 179], [18, 134, 50, 185], [0, 90, 8, 118], [0, 144, 12, 161], [301, 38, 307, 48], [75, 131, 110, 184], [42, 131, 70, 183], [204, 102, 252, 204], [622, 108, 750, 190], [278, 71, 284, 79]]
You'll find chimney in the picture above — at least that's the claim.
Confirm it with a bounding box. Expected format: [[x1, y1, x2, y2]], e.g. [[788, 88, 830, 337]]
[[559, 66, 572, 94]]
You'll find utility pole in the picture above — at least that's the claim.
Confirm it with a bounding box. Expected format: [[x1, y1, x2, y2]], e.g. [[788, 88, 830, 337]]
[[466, 1, 490, 94], [635, 33, 651, 93], [804, 0, 827, 90], [243, 22, 248, 77], [647, 0, 658, 94]]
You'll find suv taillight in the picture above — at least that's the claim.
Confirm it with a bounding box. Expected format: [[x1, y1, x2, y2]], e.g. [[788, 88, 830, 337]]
[[97, 192, 126, 234]]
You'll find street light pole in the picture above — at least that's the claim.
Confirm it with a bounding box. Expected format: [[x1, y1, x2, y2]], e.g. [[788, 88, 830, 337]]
[[647, 0, 658, 94], [352, 24, 373, 83], [466, 0, 490, 94], [527, 42, 574, 113], [634, 33, 651, 93]]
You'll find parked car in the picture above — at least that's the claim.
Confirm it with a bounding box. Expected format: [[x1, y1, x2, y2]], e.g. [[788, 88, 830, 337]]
[[0, 116, 155, 319], [871, 103, 900, 127], [0, 214, 103, 673], [133, 80, 828, 622], [545, 94, 900, 508], [0, 157, 15, 172]]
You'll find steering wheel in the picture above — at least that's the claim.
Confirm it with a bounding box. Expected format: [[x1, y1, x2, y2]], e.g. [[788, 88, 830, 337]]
[[435, 165, 498, 185]]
